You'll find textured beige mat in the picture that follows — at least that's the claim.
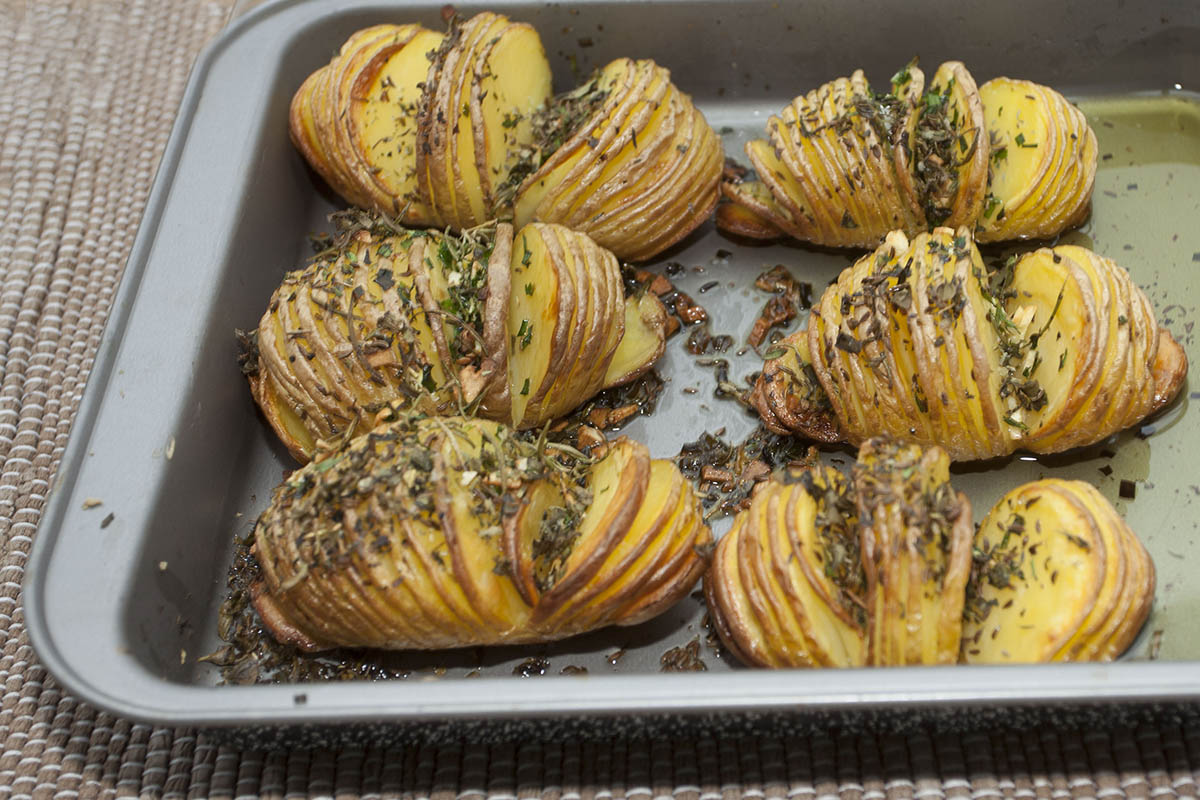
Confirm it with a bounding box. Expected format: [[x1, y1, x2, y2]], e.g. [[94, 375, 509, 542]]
[[0, 0, 1198, 797]]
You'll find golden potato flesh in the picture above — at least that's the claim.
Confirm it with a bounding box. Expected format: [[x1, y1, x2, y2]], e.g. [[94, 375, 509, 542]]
[[252, 414, 711, 651], [602, 292, 668, 389], [249, 224, 461, 462], [904, 62, 988, 230], [417, 13, 553, 229], [705, 464, 867, 668], [706, 439, 1155, 670]]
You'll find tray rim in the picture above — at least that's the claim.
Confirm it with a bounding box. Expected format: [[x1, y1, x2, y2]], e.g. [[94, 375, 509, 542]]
[[23, 0, 1200, 731]]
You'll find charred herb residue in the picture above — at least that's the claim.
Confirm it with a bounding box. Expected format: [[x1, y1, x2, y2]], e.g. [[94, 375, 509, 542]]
[[675, 425, 810, 518]]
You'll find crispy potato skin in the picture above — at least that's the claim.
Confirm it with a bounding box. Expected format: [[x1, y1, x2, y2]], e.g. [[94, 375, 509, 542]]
[[718, 61, 1097, 247], [750, 228, 1187, 462], [706, 439, 1154, 668], [250, 417, 710, 651]]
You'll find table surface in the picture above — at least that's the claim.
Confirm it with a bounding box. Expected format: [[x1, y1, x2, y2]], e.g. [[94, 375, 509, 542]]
[[1, 0, 1197, 797]]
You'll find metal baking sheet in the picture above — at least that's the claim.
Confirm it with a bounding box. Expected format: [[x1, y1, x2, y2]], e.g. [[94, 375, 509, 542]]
[[24, 0, 1200, 742]]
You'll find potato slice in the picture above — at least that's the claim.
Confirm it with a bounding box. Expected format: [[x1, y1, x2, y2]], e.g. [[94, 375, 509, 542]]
[[602, 292, 667, 389], [744, 135, 819, 241], [583, 95, 723, 259], [512, 59, 642, 228], [470, 22, 552, 207], [999, 87, 1070, 234], [502, 478, 565, 608], [749, 329, 841, 442], [535, 226, 605, 418], [734, 486, 817, 667], [435, 422, 534, 633], [585, 234, 627, 393], [977, 80, 1097, 241], [505, 224, 572, 428], [554, 63, 673, 220], [705, 515, 778, 667], [775, 470, 867, 666], [251, 231, 453, 461], [332, 26, 427, 210], [1053, 482, 1130, 661], [1009, 247, 1107, 451], [447, 15, 510, 226], [612, 482, 708, 625], [470, 223, 514, 418], [326, 27, 421, 209], [514, 58, 721, 261], [1093, 516, 1155, 661], [289, 66, 349, 201], [975, 78, 1057, 240], [703, 466, 869, 669], [961, 480, 1105, 663], [781, 86, 851, 242]]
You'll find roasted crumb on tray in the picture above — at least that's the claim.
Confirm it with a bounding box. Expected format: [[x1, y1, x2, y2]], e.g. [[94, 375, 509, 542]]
[[660, 637, 707, 672]]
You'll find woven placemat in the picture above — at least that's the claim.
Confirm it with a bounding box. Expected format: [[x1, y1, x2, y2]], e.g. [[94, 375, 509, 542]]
[[0, 1, 1198, 797]]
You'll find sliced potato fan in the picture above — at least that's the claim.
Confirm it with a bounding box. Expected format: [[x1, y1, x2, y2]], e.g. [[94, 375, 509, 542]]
[[750, 227, 1187, 462], [251, 413, 711, 651], [706, 438, 1156, 669], [245, 215, 668, 462], [704, 464, 866, 668], [718, 59, 1097, 246], [976, 78, 1097, 242], [290, 13, 551, 229], [289, 17, 721, 261], [961, 479, 1154, 663]]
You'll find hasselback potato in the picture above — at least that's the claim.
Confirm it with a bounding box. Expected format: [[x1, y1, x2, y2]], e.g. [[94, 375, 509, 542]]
[[290, 13, 722, 261], [717, 60, 1096, 247], [251, 411, 711, 651], [750, 227, 1187, 461], [705, 437, 1155, 668], [244, 213, 668, 462]]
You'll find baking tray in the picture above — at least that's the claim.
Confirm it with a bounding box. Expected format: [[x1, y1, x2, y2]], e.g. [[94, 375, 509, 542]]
[[24, 0, 1200, 745]]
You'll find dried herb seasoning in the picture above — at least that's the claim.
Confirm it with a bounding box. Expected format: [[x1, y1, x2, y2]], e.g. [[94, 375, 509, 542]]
[[912, 77, 976, 226], [494, 73, 611, 209]]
